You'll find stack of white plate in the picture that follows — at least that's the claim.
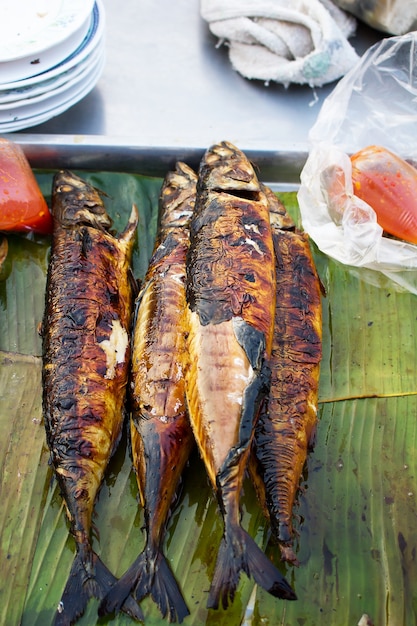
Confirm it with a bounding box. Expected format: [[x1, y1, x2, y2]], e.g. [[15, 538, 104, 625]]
[[0, 0, 105, 132]]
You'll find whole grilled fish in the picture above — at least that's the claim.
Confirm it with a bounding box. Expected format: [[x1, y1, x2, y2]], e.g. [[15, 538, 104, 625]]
[[42, 170, 140, 626], [250, 188, 323, 565], [99, 162, 196, 623], [184, 141, 296, 609]]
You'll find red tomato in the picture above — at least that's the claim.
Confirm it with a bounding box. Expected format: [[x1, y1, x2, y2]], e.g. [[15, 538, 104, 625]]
[[0, 138, 53, 235], [351, 145, 417, 244]]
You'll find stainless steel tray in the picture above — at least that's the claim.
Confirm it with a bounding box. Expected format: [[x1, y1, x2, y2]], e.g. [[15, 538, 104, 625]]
[[11, 133, 307, 190], [2, 135, 416, 626]]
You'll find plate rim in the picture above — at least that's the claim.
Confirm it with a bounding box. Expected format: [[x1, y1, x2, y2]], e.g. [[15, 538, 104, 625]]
[[0, 1, 103, 89], [0, 0, 96, 63], [0, 54, 104, 132], [0, 38, 104, 106]]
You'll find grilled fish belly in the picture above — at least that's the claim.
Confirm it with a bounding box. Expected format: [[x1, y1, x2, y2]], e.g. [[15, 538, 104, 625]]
[[185, 141, 296, 608], [99, 162, 196, 624], [251, 192, 323, 565], [185, 315, 256, 481], [42, 170, 139, 625]]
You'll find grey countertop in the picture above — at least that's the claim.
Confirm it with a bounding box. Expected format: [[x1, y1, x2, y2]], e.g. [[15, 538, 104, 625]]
[[12, 0, 383, 154]]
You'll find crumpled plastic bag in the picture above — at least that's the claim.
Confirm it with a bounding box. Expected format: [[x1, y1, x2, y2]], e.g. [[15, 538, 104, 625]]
[[332, 0, 417, 35], [298, 31, 417, 294]]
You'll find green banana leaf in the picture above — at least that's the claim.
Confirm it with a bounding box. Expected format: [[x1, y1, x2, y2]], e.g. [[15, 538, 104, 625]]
[[0, 171, 416, 626]]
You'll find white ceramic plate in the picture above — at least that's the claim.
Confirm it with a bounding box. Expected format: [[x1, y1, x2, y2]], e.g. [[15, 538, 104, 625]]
[[0, 0, 95, 61], [0, 36, 104, 105], [0, 39, 104, 113], [0, 0, 96, 83], [0, 48, 105, 126], [0, 1, 104, 92], [0, 52, 105, 132]]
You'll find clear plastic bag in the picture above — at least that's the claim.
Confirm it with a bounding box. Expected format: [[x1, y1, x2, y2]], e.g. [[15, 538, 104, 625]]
[[298, 31, 417, 294], [333, 0, 417, 35]]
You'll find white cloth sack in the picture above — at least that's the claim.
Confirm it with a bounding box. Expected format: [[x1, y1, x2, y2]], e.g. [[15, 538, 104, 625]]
[[201, 0, 359, 87]]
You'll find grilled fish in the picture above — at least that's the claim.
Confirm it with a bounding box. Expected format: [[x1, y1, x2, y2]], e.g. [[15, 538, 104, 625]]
[[42, 170, 140, 625], [250, 188, 323, 565], [184, 141, 296, 608], [99, 162, 196, 623]]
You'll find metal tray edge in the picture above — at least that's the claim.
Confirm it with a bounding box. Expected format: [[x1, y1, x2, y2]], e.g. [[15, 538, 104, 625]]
[[9, 133, 308, 189]]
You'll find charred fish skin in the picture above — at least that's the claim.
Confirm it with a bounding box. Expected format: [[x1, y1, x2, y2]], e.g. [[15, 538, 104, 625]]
[[42, 170, 141, 626], [99, 162, 196, 623], [184, 141, 296, 608], [250, 189, 323, 565]]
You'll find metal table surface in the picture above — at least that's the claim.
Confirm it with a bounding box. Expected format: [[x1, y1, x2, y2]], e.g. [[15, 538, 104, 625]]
[[11, 0, 384, 155]]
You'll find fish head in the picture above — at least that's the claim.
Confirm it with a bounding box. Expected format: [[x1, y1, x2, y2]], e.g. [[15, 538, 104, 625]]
[[52, 170, 113, 230], [198, 141, 261, 196], [158, 161, 197, 230]]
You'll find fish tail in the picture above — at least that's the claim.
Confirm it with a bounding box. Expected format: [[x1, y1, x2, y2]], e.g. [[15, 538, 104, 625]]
[[55, 549, 143, 626], [98, 553, 144, 619], [99, 548, 189, 624], [207, 525, 297, 610], [136, 550, 190, 623]]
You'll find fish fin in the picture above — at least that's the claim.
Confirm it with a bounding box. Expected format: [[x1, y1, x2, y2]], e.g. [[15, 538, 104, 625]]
[[136, 550, 190, 623], [119, 203, 139, 242], [128, 267, 141, 300], [54, 550, 143, 626], [232, 317, 265, 370], [207, 526, 297, 610], [94, 557, 144, 622], [279, 543, 300, 567], [99, 549, 189, 624], [98, 552, 144, 618], [307, 422, 318, 451]]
